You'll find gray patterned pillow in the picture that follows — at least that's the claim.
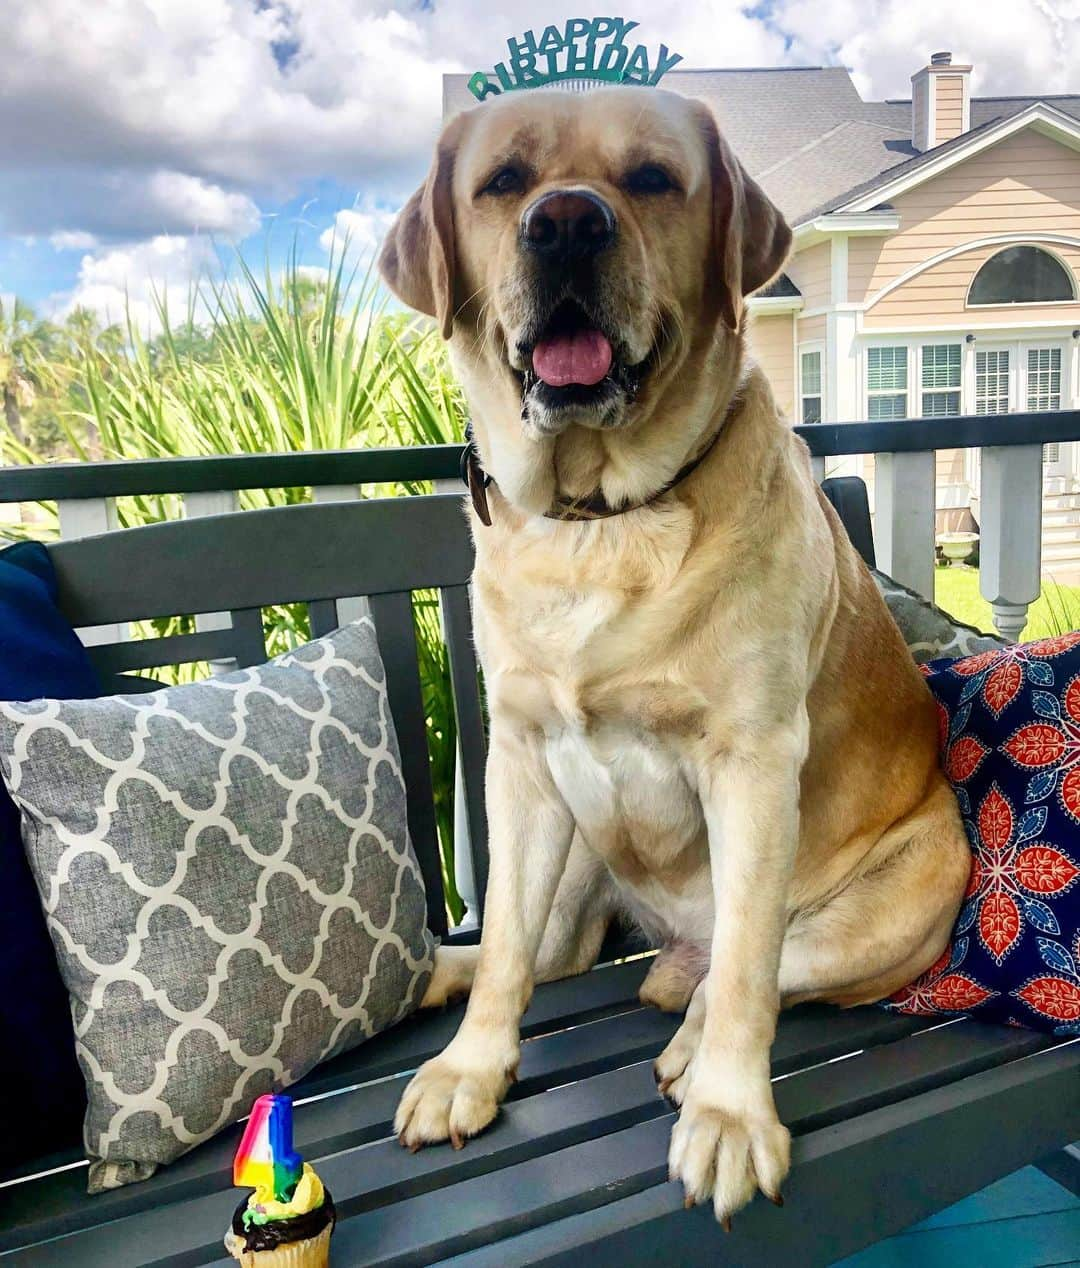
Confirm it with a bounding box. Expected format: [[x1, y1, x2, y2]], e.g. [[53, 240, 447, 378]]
[[0, 619, 434, 1192], [872, 568, 1008, 663]]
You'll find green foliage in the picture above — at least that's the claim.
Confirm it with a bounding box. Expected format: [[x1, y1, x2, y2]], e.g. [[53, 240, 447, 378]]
[[934, 565, 1080, 640], [0, 249, 470, 922]]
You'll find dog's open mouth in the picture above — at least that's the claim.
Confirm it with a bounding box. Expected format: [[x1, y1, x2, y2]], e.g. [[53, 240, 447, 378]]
[[515, 300, 650, 420], [532, 302, 613, 388]]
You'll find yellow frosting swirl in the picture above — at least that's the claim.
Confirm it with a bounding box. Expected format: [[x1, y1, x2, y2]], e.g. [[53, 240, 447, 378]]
[[244, 1164, 325, 1225]]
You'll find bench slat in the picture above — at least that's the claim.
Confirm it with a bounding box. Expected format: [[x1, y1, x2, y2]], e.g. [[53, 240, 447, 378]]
[[307, 598, 341, 639], [445, 1040, 1080, 1268], [0, 961, 655, 1243], [6, 1004, 978, 1265], [368, 589, 449, 937], [50, 497, 474, 626], [194, 1026, 1063, 1268], [228, 606, 268, 668], [439, 585, 489, 919], [87, 630, 243, 675]]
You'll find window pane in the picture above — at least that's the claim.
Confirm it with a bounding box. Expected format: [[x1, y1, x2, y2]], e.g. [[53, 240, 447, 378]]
[[868, 347, 907, 391], [975, 349, 1010, 415], [922, 390, 961, 417], [1027, 347, 1062, 411], [868, 393, 908, 421], [969, 246, 1074, 305], [922, 344, 961, 388], [801, 395, 821, 424], [800, 351, 821, 395]]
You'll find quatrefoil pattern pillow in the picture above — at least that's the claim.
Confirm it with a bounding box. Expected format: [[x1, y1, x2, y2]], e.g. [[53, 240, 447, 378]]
[[0, 620, 433, 1191]]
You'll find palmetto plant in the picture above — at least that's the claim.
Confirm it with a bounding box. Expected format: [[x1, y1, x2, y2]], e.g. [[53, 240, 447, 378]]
[[0, 249, 471, 920], [0, 297, 61, 444]]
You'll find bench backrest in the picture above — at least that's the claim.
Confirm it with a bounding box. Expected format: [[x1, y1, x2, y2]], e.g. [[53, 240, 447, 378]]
[[44, 477, 874, 939], [46, 494, 486, 940]]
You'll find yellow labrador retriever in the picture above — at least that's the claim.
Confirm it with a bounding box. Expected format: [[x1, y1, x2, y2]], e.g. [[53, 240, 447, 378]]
[[378, 86, 971, 1223]]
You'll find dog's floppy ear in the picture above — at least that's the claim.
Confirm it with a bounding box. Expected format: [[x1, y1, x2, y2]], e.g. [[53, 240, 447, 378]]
[[379, 115, 464, 339], [694, 104, 791, 333]]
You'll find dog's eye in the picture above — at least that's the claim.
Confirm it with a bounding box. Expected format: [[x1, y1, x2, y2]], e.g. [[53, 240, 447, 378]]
[[625, 165, 676, 195], [481, 166, 525, 197]]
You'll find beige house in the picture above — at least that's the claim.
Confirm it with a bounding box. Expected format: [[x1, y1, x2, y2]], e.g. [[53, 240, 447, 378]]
[[444, 55, 1080, 578], [731, 55, 1080, 582]]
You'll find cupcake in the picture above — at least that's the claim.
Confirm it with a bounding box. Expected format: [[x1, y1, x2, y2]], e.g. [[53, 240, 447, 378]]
[[224, 1094, 335, 1267]]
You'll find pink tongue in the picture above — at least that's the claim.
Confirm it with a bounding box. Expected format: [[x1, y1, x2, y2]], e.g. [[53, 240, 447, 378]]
[[532, 329, 613, 387]]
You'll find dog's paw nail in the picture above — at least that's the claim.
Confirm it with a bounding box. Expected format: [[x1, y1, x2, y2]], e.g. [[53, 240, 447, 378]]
[[769, 1191, 784, 1208], [408, 1139, 422, 1154], [721, 1216, 732, 1233], [684, 1194, 696, 1211], [450, 1131, 465, 1151]]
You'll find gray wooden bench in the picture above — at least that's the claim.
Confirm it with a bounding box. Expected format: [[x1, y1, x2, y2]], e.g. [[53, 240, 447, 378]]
[[1, 480, 1077, 1266]]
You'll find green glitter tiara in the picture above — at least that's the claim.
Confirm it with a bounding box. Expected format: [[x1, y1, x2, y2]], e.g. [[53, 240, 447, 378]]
[[467, 18, 683, 101]]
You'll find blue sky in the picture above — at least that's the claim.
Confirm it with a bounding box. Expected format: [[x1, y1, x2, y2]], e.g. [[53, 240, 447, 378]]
[[2, 0, 1076, 329]]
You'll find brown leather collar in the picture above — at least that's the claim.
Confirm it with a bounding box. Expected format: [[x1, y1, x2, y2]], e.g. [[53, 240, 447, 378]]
[[460, 404, 734, 527]]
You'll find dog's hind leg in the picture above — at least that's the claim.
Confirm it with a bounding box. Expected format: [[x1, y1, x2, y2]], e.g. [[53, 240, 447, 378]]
[[653, 976, 707, 1105], [421, 832, 614, 1008], [780, 783, 970, 1008], [638, 941, 708, 1013], [653, 784, 969, 1101], [420, 944, 481, 1008]]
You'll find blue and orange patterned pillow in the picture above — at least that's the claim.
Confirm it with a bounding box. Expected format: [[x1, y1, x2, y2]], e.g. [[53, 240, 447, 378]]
[[886, 633, 1080, 1034]]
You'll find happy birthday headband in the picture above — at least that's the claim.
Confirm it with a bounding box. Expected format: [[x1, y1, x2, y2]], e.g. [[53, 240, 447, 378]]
[[468, 18, 682, 101]]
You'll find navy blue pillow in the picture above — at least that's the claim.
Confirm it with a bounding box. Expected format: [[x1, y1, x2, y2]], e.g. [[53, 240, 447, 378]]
[[0, 541, 101, 1171], [886, 634, 1080, 1034]]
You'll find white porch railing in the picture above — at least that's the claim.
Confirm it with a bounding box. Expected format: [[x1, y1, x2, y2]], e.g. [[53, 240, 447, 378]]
[[805, 410, 1080, 640], [2, 410, 1079, 643]]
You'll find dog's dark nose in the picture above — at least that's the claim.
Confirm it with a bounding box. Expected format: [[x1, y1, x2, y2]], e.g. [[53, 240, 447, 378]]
[[521, 189, 616, 260]]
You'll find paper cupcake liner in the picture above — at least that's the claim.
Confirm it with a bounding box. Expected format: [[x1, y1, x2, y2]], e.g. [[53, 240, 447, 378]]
[[224, 1221, 333, 1268]]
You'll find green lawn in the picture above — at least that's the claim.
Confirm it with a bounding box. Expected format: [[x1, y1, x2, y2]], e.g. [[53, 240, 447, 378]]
[[934, 565, 1080, 640]]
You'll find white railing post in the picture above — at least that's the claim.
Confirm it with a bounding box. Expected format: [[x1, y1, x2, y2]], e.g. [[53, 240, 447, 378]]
[[810, 455, 826, 484], [184, 490, 241, 674], [979, 444, 1043, 642], [57, 497, 125, 647], [873, 451, 936, 600], [312, 484, 369, 626]]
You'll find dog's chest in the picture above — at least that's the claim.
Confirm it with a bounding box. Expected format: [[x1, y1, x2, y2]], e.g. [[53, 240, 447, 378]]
[[546, 719, 709, 925], [482, 557, 714, 932]]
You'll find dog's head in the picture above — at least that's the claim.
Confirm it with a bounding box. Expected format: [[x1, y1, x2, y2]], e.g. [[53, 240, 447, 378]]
[[380, 87, 789, 474]]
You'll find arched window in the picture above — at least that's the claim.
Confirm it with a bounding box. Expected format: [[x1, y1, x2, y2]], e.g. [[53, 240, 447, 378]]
[[968, 245, 1076, 306]]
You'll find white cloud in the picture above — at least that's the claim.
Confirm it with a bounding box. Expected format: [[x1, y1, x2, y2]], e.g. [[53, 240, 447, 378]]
[[319, 205, 399, 263], [771, 0, 1080, 99], [5, 1, 1080, 309], [295, 264, 331, 284], [143, 171, 260, 238], [0, 1, 790, 245], [49, 230, 99, 251], [51, 234, 217, 334]]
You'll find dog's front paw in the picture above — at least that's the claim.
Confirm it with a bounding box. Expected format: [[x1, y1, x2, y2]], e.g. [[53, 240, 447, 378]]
[[394, 1048, 514, 1151], [668, 1083, 790, 1225]]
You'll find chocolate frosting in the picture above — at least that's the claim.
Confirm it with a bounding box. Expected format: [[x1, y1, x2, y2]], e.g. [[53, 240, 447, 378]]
[[231, 1189, 335, 1253]]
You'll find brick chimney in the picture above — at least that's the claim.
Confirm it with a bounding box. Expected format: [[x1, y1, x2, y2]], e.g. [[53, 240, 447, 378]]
[[911, 51, 972, 151]]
